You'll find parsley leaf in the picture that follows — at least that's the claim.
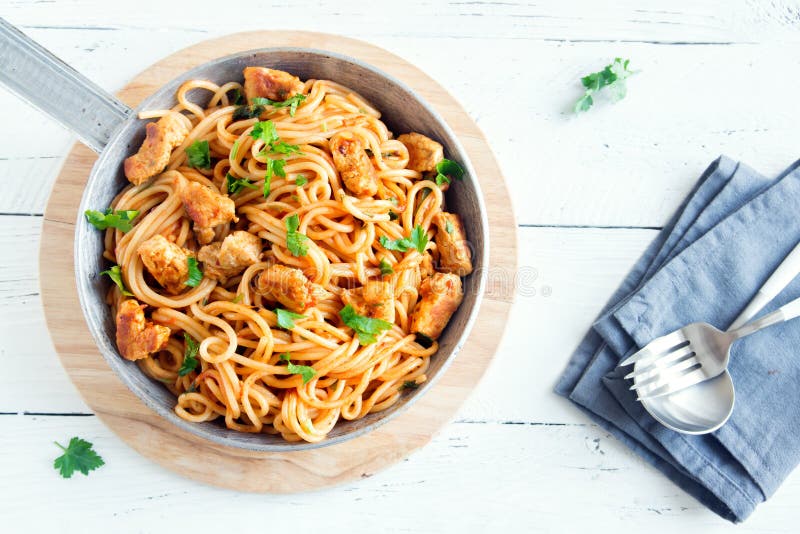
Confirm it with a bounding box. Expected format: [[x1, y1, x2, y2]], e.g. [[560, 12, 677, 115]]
[[339, 304, 393, 345], [285, 214, 309, 257], [402, 380, 419, 390], [264, 158, 286, 197], [101, 265, 133, 296], [276, 308, 306, 329], [85, 208, 139, 232], [445, 219, 454, 234], [231, 139, 240, 161], [250, 120, 279, 146], [178, 332, 200, 376], [379, 258, 394, 275], [388, 210, 399, 221], [186, 257, 203, 287], [435, 159, 465, 188], [226, 172, 257, 195], [574, 58, 633, 113], [270, 141, 302, 155], [185, 140, 211, 169], [278, 352, 316, 383], [53, 437, 105, 478], [232, 104, 265, 121], [231, 88, 244, 106], [252, 94, 307, 116], [295, 175, 308, 186], [231, 294, 243, 304], [380, 225, 427, 253]]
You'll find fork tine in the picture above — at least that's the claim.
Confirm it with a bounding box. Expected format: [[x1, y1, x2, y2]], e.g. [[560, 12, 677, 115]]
[[629, 355, 701, 391], [618, 331, 688, 367], [624, 344, 695, 381], [636, 367, 709, 400]]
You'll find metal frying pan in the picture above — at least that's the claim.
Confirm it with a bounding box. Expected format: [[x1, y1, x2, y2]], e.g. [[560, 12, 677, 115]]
[[0, 18, 489, 451]]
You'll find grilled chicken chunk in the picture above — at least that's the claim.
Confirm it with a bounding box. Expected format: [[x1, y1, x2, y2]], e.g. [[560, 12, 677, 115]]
[[137, 234, 193, 294], [255, 264, 331, 313], [342, 280, 395, 323], [124, 114, 189, 185], [410, 273, 463, 340], [177, 177, 238, 245], [197, 231, 261, 284], [116, 299, 171, 361], [329, 132, 378, 196], [397, 132, 443, 173], [419, 252, 434, 279], [243, 67, 304, 103], [433, 212, 473, 276]]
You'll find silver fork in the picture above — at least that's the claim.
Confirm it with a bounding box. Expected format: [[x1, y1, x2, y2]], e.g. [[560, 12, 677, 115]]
[[620, 243, 800, 400]]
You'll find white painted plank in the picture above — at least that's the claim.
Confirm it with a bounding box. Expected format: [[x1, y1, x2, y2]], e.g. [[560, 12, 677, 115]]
[[1, 413, 798, 532], [1, 33, 799, 226]]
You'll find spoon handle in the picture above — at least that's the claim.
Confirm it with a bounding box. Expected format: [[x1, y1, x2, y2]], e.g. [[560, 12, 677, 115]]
[[0, 17, 132, 153]]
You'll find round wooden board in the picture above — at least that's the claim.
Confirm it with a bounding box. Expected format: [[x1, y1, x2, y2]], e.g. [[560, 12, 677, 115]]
[[39, 31, 517, 492]]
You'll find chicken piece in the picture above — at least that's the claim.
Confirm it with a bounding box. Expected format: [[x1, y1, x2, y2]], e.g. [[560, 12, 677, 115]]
[[124, 114, 189, 185], [329, 132, 378, 196], [116, 299, 171, 361], [243, 67, 304, 103], [397, 132, 443, 173], [410, 273, 463, 340], [178, 178, 238, 245], [197, 231, 261, 284], [419, 253, 434, 279], [433, 212, 473, 276], [342, 280, 395, 323], [137, 235, 192, 294], [255, 264, 331, 313]]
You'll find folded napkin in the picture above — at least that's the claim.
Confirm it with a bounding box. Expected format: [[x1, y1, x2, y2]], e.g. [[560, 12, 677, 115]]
[[556, 155, 800, 522]]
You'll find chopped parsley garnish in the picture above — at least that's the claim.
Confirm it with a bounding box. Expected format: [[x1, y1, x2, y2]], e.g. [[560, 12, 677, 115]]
[[250, 120, 279, 145], [232, 104, 265, 121], [285, 213, 309, 257], [379, 258, 394, 276], [84, 208, 139, 232], [263, 158, 286, 197], [388, 210, 399, 221], [226, 172, 257, 195], [186, 257, 203, 287], [178, 332, 200, 376], [415, 332, 434, 348], [574, 58, 633, 113], [185, 140, 211, 169], [339, 304, 393, 345], [379, 225, 427, 254], [279, 352, 316, 383], [100, 265, 133, 296], [435, 158, 465, 187], [269, 141, 302, 155], [276, 308, 306, 329], [445, 219, 454, 234], [230, 87, 244, 105], [231, 294, 243, 304], [252, 94, 307, 116], [402, 380, 420, 390], [231, 140, 240, 161], [53, 437, 105, 478], [295, 175, 308, 186]]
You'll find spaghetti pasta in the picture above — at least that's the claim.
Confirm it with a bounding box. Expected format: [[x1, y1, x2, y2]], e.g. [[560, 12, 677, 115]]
[[93, 67, 473, 443]]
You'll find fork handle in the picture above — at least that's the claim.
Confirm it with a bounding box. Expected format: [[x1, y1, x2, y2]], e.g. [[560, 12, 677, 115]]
[[730, 295, 800, 340]]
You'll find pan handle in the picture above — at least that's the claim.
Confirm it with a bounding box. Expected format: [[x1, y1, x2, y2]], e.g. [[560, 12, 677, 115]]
[[0, 17, 132, 154]]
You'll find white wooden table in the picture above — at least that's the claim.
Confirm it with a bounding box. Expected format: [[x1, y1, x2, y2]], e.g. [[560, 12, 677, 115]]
[[2, 1, 799, 531]]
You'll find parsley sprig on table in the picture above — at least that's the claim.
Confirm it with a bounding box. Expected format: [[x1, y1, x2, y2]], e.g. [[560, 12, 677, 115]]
[[574, 58, 634, 113], [53, 437, 105, 478]]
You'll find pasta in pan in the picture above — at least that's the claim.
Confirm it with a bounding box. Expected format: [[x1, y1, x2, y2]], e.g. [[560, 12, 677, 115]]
[[87, 66, 473, 443]]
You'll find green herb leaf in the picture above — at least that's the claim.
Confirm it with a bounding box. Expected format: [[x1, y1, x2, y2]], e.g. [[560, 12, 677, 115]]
[[379, 258, 394, 276], [445, 219, 454, 234], [101, 265, 133, 296], [185, 140, 211, 169], [285, 213, 309, 257], [295, 175, 308, 186], [574, 58, 633, 113], [415, 332, 434, 348], [178, 332, 200, 376], [263, 158, 286, 197], [434, 158, 465, 188], [278, 352, 316, 383], [231, 88, 244, 106], [85, 208, 139, 232], [388, 210, 399, 221], [252, 94, 307, 116], [339, 304, 393, 345], [250, 120, 279, 146], [402, 380, 420, 390], [232, 104, 264, 121], [270, 141, 302, 155], [186, 257, 203, 287], [226, 172, 257, 195], [231, 139, 240, 161], [231, 294, 243, 304], [53, 437, 105, 478], [276, 308, 306, 329], [409, 225, 428, 253]]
